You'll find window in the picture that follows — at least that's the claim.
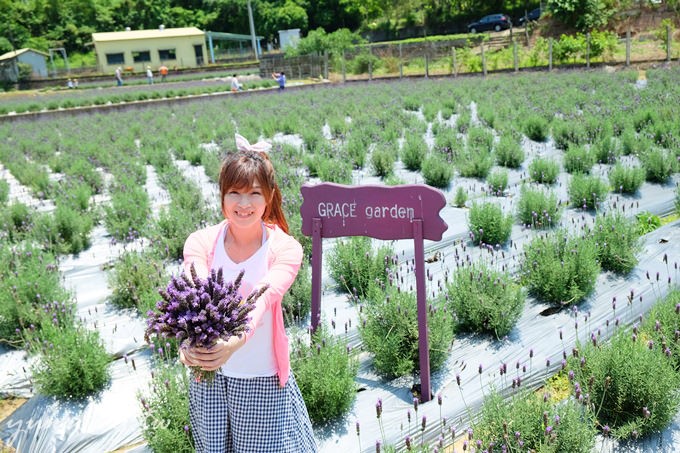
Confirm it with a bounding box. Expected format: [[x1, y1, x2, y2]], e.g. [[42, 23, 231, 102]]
[[158, 49, 176, 60], [106, 53, 124, 65], [132, 51, 151, 63]]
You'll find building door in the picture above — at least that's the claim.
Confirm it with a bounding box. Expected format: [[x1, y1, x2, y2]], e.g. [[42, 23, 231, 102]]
[[194, 45, 203, 65]]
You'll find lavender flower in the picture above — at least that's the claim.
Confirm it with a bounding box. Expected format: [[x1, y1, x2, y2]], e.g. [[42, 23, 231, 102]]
[[145, 263, 268, 383]]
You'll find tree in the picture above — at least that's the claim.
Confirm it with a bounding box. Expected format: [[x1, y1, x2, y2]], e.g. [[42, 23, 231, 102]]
[[547, 0, 614, 31]]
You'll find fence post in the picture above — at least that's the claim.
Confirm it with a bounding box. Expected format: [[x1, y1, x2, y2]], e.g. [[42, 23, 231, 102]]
[[513, 39, 518, 72], [425, 54, 429, 78], [368, 47, 373, 81], [399, 43, 403, 79], [452, 47, 457, 77], [481, 42, 487, 76], [586, 33, 590, 68], [549, 38, 553, 71], [342, 50, 346, 83], [626, 30, 631, 67], [667, 24, 672, 63], [323, 50, 328, 79]]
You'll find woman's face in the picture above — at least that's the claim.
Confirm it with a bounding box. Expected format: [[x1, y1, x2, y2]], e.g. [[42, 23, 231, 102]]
[[222, 179, 267, 230]]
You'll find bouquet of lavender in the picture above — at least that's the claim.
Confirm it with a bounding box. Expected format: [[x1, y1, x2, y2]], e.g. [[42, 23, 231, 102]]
[[144, 263, 268, 383]]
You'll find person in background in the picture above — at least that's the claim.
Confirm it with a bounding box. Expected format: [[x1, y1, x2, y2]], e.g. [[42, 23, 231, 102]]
[[180, 134, 317, 453], [73, 78, 79, 88], [159, 64, 168, 82], [146, 66, 154, 84], [115, 67, 123, 86], [67, 78, 74, 89], [231, 74, 242, 92], [272, 71, 285, 90]]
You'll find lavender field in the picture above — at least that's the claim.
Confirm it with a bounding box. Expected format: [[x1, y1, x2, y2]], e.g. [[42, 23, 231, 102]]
[[1, 66, 680, 452]]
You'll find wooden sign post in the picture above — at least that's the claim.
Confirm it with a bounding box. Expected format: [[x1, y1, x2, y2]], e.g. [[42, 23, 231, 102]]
[[300, 183, 448, 402]]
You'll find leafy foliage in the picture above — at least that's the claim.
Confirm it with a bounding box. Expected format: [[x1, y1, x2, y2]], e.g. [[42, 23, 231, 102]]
[[327, 236, 395, 298], [291, 327, 358, 424]]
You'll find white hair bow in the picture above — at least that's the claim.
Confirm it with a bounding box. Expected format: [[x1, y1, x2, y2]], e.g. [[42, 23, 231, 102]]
[[235, 133, 272, 154]]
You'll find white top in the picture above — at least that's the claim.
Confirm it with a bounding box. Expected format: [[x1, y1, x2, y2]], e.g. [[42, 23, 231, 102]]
[[146, 69, 153, 78], [231, 77, 239, 90], [212, 223, 277, 377]]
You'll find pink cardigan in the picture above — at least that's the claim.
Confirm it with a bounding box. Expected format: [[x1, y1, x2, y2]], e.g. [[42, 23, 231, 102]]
[[183, 220, 303, 387]]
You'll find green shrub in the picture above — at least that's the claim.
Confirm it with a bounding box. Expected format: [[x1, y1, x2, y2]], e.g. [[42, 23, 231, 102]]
[[139, 361, 194, 453], [371, 144, 395, 177], [553, 120, 587, 150], [567, 329, 680, 439], [291, 327, 358, 424], [593, 137, 621, 164], [608, 163, 645, 194], [316, 155, 353, 184], [516, 185, 562, 229], [421, 153, 454, 189], [495, 135, 525, 168], [454, 186, 468, 208], [27, 317, 111, 399], [568, 173, 608, 210], [104, 177, 151, 242], [486, 169, 508, 196], [108, 250, 168, 313], [359, 285, 454, 379], [639, 148, 675, 183], [523, 115, 550, 142], [472, 388, 596, 452], [0, 244, 72, 344], [563, 145, 596, 174], [521, 230, 600, 306], [282, 262, 312, 326], [467, 126, 494, 153], [591, 211, 641, 274], [529, 157, 560, 184], [41, 204, 93, 255], [643, 290, 680, 370], [327, 236, 395, 298], [468, 202, 513, 247], [443, 262, 525, 338], [434, 127, 463, 156], [456, 146, 494, 179], [401, 133, 427, 171]]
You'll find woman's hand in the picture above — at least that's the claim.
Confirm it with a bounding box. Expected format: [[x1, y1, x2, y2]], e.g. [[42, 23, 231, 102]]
[[180, 335, 246, 371]]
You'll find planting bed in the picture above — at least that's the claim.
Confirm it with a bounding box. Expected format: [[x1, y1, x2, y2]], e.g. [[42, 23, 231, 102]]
[[0, 66, 679, 452]]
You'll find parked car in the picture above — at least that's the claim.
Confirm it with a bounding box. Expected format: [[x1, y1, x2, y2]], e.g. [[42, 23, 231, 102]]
[[517, 8, 542, 26], [467, 14, 512, 33]]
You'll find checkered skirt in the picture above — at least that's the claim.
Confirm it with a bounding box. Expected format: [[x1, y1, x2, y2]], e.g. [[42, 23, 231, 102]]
[[189, 373, 317, 453]]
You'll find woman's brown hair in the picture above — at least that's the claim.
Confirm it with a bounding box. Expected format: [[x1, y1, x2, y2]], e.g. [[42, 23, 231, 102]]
[[218, 150, 289, 234]]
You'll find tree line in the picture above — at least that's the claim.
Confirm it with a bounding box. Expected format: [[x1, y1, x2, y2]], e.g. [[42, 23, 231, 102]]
[[0, 0, 676, 56]]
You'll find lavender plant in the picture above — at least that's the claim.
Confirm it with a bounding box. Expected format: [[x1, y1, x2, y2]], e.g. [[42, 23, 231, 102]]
[[290, 327, 359, 424], [521, 230, 600, 306], [563, 145, 596, 174], [516, 185, 562, 229], [421, 153, 454, 189], [145, 264, 268, 383], [529, 157, 560, 185], [359, 285, 454, 379], [608, 162, 645, 194], [567, 328, 680, 439], [139, 361, 194, 452], [486, 169, 509, 196], [327, 236, 395, 298], [468, 202, 513, 247], [495, 135, 525, 168], [442, 262, 525, 339], [591, 211, 641, 274], [568, 173, 608, 210], [472, 387, 596, 452]]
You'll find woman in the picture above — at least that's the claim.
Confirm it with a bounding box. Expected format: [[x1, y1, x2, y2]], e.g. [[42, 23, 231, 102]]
[[180, 134, 317, 452]]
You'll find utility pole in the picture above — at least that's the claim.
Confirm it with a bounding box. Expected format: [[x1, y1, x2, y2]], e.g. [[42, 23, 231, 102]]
[[247, 0, 259, 59]]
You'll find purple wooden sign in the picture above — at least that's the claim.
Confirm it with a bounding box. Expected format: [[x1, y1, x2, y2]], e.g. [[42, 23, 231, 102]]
[[300, 183, 447, 240], [300, 182, 448, 402]]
